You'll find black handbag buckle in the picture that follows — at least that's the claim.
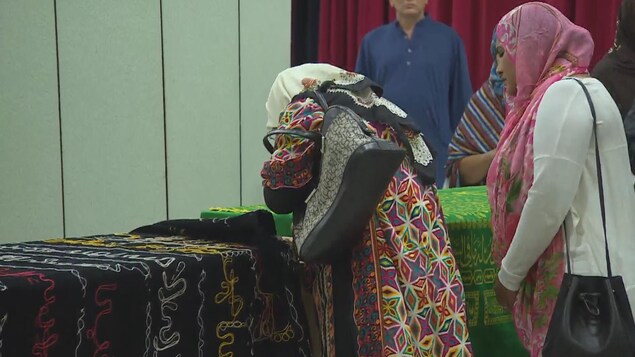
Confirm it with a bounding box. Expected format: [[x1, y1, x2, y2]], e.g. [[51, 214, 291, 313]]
[[578, 293, 601, 316]]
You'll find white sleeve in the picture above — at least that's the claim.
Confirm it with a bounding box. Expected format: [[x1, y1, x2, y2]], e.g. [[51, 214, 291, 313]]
[[498, 80, 594, 291]]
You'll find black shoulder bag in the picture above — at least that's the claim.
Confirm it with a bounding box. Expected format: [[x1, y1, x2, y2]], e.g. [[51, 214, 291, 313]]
[[542, 78, 635, 356], [263, 90, 406, 263]]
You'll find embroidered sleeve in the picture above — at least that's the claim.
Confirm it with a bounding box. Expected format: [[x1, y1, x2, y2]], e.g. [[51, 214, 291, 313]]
[[261, 98, 324, 190]]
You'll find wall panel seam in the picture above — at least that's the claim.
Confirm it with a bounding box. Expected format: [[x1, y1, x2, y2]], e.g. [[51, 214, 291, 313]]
[[53, 0, 66, 237]]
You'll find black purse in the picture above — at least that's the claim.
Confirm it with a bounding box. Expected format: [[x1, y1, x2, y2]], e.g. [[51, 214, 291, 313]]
[[542, 78, 635, 356]]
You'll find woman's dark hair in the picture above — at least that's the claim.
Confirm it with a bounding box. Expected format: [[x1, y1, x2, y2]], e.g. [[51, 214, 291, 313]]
[[617, 0, 635, 50]]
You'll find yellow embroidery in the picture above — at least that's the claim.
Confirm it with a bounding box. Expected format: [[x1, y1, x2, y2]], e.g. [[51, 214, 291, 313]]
[[215, 256, 245, 357]]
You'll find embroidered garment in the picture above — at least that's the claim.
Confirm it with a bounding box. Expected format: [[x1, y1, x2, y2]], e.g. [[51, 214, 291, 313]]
[[261, 98, 324, 190], [262, 64, 472, 356]]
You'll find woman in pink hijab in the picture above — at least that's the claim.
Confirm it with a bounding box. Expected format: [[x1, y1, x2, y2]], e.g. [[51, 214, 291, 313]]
[[488, 2, 635, 356]]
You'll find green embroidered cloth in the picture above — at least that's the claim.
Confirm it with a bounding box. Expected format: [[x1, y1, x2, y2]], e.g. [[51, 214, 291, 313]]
[[201, 186, 528, 356]]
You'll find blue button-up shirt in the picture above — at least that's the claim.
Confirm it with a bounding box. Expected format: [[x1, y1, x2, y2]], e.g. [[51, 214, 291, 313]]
[[356, 16, 472, 187]]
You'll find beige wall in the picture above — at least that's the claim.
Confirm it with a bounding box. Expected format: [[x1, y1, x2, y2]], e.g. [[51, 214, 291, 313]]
[[0, 0, 291, 242]]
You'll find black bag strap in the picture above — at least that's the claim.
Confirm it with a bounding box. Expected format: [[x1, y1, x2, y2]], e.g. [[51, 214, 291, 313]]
[[311, 89, 330, 110], [262, 91, 327, 189], [263, 90, 329, 154], [566, 77, 612, 278], [263, 129, 323, 154]]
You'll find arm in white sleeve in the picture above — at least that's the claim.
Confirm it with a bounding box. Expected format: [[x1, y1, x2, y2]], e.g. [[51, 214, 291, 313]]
[[497, 80, 594, 291]]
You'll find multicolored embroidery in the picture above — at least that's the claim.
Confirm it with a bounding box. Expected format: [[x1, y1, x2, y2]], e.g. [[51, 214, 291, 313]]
[[261, 98, 324, 189], [263, 91, 473, 356], [352, 160, 472, 356]]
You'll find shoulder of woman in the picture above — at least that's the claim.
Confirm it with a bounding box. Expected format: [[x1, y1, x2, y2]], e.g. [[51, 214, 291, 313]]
[[536, 79, 598, 126], [543, 79, 585, 102]]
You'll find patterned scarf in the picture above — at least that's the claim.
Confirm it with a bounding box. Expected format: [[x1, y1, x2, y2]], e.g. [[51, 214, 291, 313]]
[[485, 2, 594, 354]]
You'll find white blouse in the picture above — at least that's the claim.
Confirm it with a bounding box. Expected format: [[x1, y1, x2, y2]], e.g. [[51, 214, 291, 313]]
[[498, 78, 635, 308]]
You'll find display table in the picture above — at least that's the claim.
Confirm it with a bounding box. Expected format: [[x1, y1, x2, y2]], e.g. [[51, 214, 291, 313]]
[[0, 231, 309, 356], [202, 186, 529, 357]]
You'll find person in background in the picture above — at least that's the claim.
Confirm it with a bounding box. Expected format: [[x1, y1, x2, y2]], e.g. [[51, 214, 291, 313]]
[[446, 29, 506, 187], [592, 0, 635, 118], [488, 3, 635, 356], [355, 0, 472, 187]]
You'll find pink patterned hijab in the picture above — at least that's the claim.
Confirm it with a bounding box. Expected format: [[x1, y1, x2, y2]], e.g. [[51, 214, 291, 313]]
[[486, 2, 593, 354]]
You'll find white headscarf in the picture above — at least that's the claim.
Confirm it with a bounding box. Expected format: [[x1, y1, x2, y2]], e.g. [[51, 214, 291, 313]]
[[265, 63, 345, 131]]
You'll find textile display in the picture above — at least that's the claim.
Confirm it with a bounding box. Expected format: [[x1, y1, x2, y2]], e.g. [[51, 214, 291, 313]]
[[203, 186, 529, 356], [0, 211, 310, 356]]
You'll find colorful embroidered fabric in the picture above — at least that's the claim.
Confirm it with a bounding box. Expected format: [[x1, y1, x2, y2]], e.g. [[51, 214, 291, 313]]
[[261, 98, 324, 189], [350, 158, 473, 356], [266, 94, 473, 356]]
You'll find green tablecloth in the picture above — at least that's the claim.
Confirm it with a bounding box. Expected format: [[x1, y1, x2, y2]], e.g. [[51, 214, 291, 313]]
[[201, 186, 528, 356]]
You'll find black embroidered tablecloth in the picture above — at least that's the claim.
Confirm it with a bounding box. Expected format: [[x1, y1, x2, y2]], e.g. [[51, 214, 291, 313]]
[[0, 211, 310, 356]]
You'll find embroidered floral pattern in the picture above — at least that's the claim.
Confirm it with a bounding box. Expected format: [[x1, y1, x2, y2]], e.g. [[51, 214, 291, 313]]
[[261, 98, 324, 189]]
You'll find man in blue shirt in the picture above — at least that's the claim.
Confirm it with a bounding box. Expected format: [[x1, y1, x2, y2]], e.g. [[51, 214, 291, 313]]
[[356, 0, 472, 187]]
